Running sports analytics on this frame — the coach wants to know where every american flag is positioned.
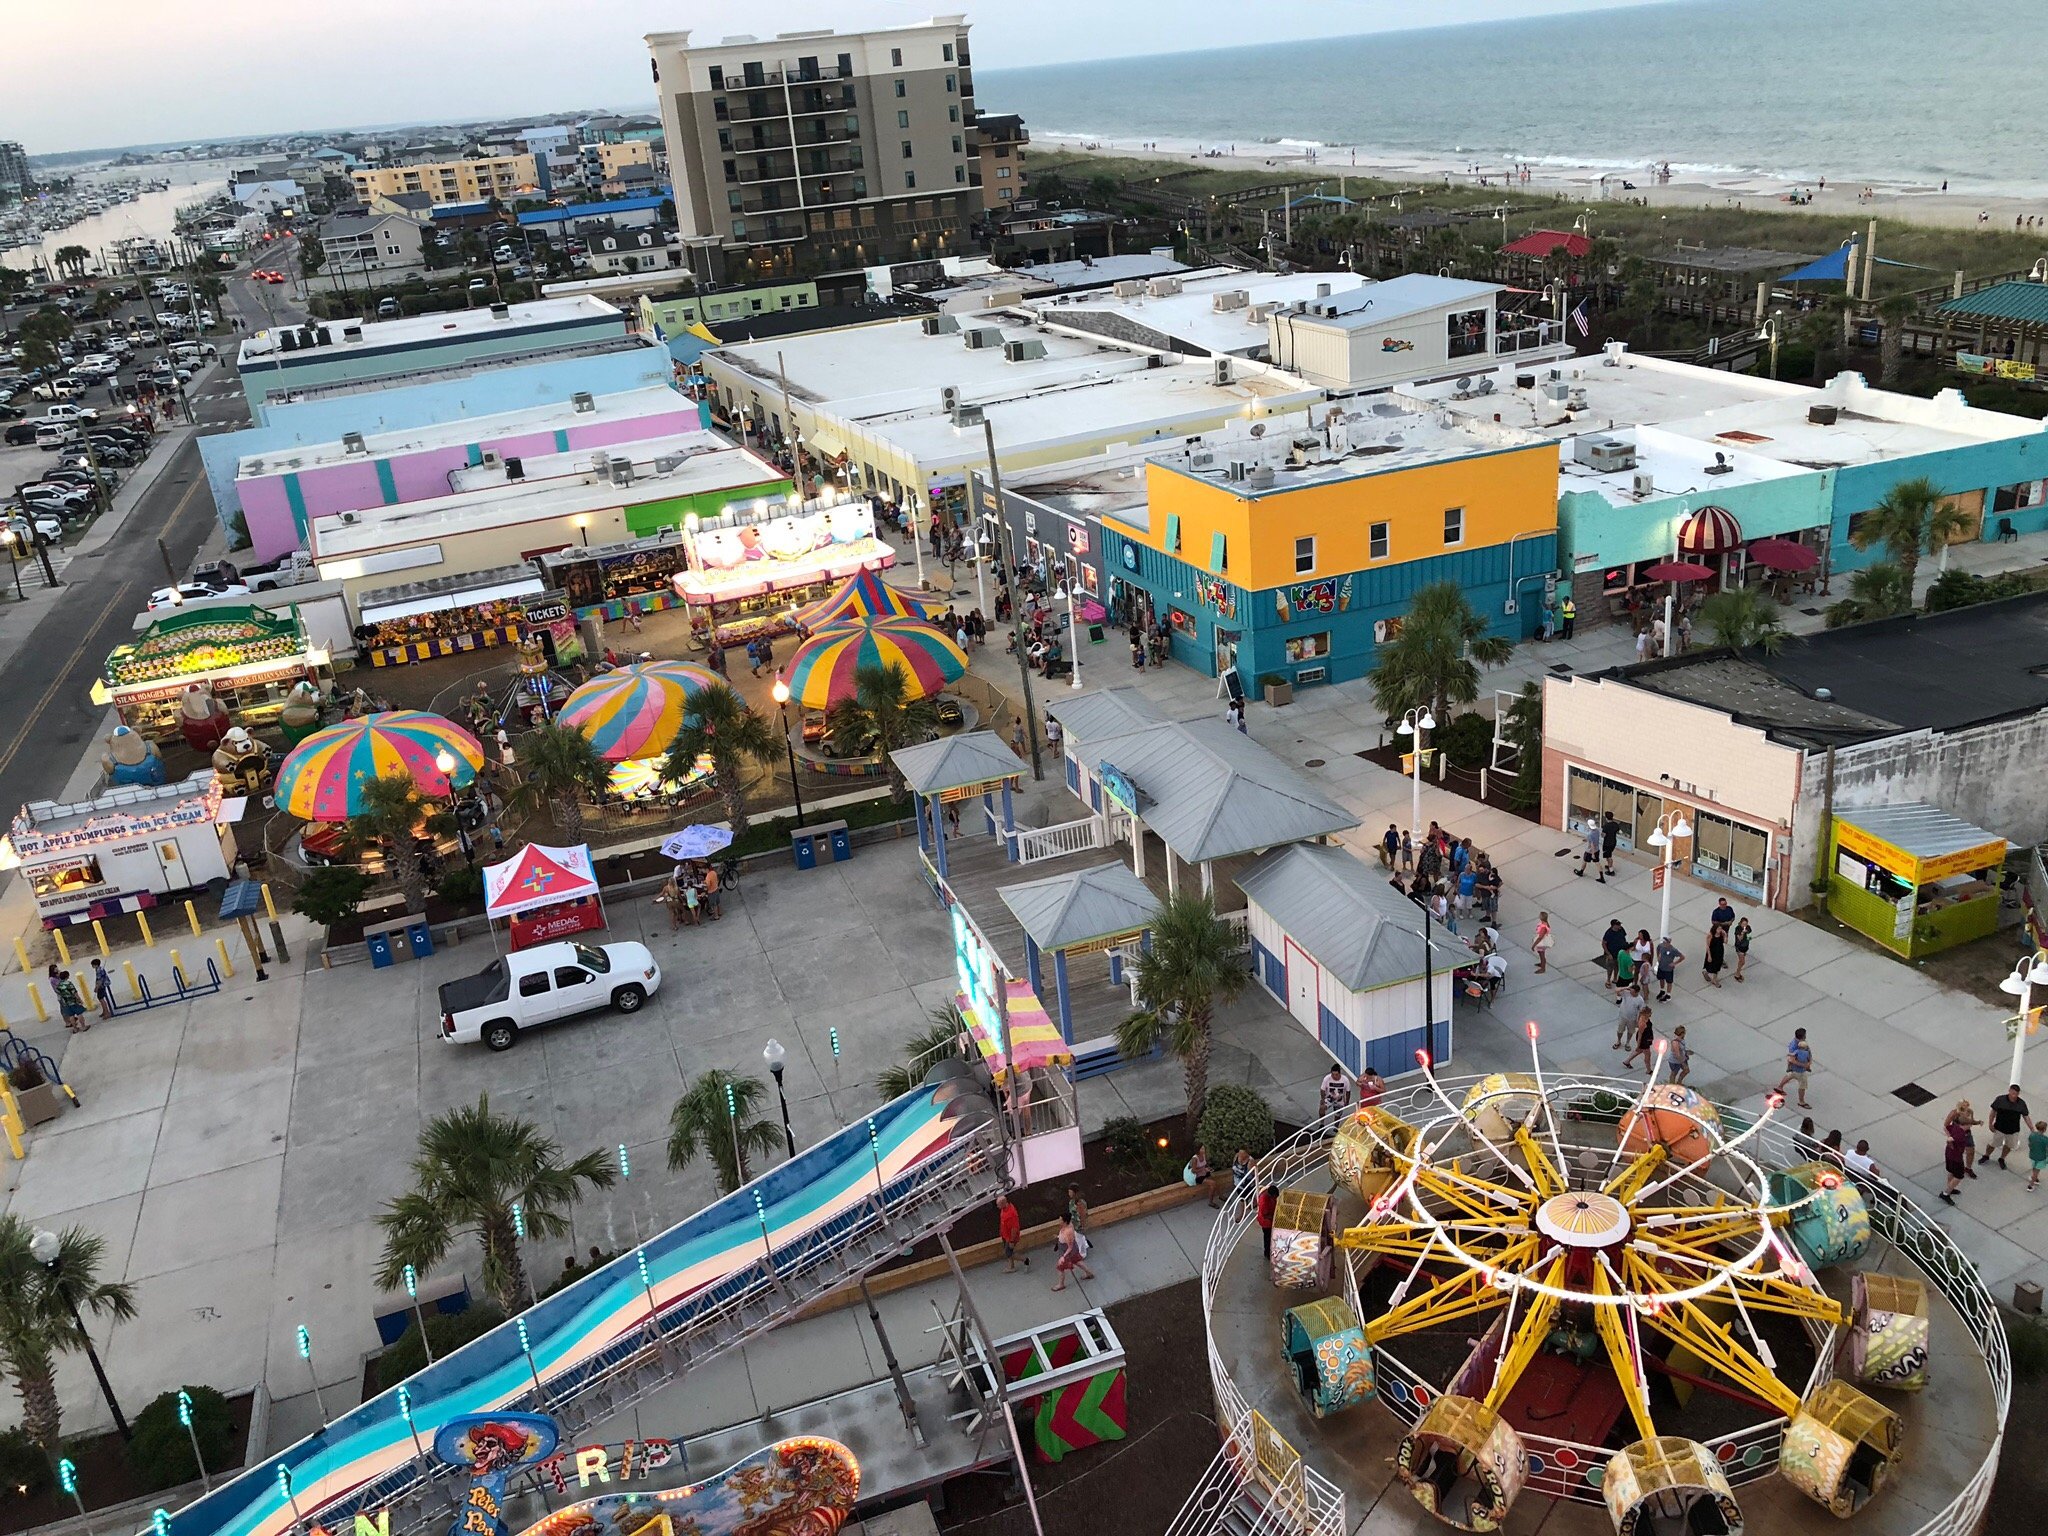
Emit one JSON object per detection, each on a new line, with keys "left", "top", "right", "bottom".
{"left": 1570, "top": 300, "right": 1591, "bottom": 338}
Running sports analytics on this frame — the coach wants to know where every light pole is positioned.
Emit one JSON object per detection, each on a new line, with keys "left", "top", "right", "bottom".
{"left": 1998, "top": 949, "right": 2048, "bottom": 1095}
{"left": 762, "top": 1038, "right": 797, "bottom": 1158}
{"left": 1645, "top": 807, "right": 1694, "bottom": 948}
{"left": 0, "top": 529, "right": 22, "bottom": 600}
{"left": 1394, "top": 707, "right": 1435, "bottom": 850}
{"left": 28, "top": 1229, "right": 130, "bottom": 1441}
{"left": 771, "top": 673, "right": 807, "bottom": 826}
{"left": 295, "top": 1324, "right": 328, "bottom": 1424}
{"left": 176, "top": 1389, "right": 210, "bottom": 1491}
{"left": 1056, "top": 577, "right": 1083, "bottom": 690}
{"left": 401, "top": 1264, "right": 433, "bottom": 1363}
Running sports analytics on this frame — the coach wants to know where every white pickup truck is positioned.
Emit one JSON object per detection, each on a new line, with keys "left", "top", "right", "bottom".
{"left": 242, "top": 550, "right": 320, "bottom": 592}
{"left": 436, "top": 940, "right": 661, "bottom": 1050}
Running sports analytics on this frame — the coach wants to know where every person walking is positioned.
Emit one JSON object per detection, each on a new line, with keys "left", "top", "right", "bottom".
{"left": 54, "top": 971, "right": 88, "bottom": 1033}
{"left": 1398, "top": 830, "right": 1414, "bottom": 874}
{"left": 1045, "top": 715, "right": 1064, "bottom": 759}
{"left": 1667, "top": 1024, "right": 1692, "bottom": 1084}
{"left": 1653, "top": 935, "right": 1684, "bottom": 1002}
{"left": 1600, "top": 810, "right": 1621, "bottom": 878}
{"left": 1064, "top": 1185, "right": 1090, "bottom": 1243}
{"left": 1578, "top": 819, "right": 1603, "bottom": 880}
{"left": 1940, "top": 1102, "right": 1978, "bottom": 1203}
{"left": 1011, "top": 718, "right": 1026, "bottom": 757}
{"left": 1319, "top": 1064, "right": 1352, "bottom": 1120}
{"left": 1732, "top": 917, "right": 1752, "bottom": 981}
{"left": 1231, "top": 1146, "right": 1255, "bottom": 1203}
{"left": 1050, "top": 1215, "right": 1094, "bottom": 1290}
{"left": 2030, "top": 1121, "right": 2048, "bottom": 1192}
{"left": 1532, "top": 911, "right": 1553, "bottom": 973}
{"left": 1710, "top": 896, "right": 1736, "bottom": 930}
{"left": 1380, "top": 824, "right": 1400, "bottom": 870}
{"left": 1702, "top": 923, "right": 1727, "bottom": 987}
{"left": 90, "top": 957, "right": 116, "bottom": 1020}
{"left": 1623, "top": 1005, "right": 1658, "bottom": 1072}
{"left": 1614, "top": 933, "right": 1638, "bottom": 992}
{"left": 1774, "top": 1028, "right": 1814, "bottom": 1109}
{"left": 1983, "top": 1084, "right": 2030, "bottom": 1168}
{"left": 998, "top": 1194, "right": 1028, "bottom": 1271}
{"left": 1614, "top": 982, "right": 1645, "bottom": 1050}
{"left": 1256, "top": 1183, "right": 1279, "bottom": 1260}
{"left": 1600, "top": 919, "right": 1628, "bottom": 989}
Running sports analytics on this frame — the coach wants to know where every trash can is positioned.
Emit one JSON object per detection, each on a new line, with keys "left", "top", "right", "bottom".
{"left": 828, "top": 823, "right": 852, "bottom": 862}
{"left": 792, "top": 829, "right": 820, "bottom": 870}
{"left": 367, "top": 931, "right": 395, "bottom": 968}
{"left": 406, "top": 919, "right": 434, "bottom": 958}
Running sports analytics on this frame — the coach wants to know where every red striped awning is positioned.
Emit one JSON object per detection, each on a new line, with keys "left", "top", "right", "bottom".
{"left": 1678, "top": 504, "right": 1743, "bottom": 556}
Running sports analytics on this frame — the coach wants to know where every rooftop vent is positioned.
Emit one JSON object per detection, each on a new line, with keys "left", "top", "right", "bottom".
{"left": 1211, "top": 289, "right": 1250, "bottom": 313}
{"left": 505, "top": 457, "right": 525, "bottom": 481}
{"left": 1314, "top": 282, "right": 1332, "bottom": 298}
{"left": 961, "top": 326, "right": 1003, "bottom": 350}
{"left": 1145, "top": 276, "right": 1183, "bottom": 297}
{"left": 341, "top": 432, "right": 367, "bottom": 455}
{"left": 653, "top": 454, "right": 684, "bottom": 473}
{"left": 1808, "top": 404, "right": 1840, "bottom": 426}
{"left": 920, "top": 313, "right": 961, "bottom": 335}
{"left": 490, "top": 303, "right": 512, "bottom": 320}
{"left": 1112, "top": 280, "right": 1146, "bottom": 300}
{"left": 571, "top": 391, "right": 595, "bottom": 412}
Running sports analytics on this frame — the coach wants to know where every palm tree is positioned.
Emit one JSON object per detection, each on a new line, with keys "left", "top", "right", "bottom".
{"left": 377, "top": 1095, "right": 616, "bottom": 1314}
{"left": 351, "top": 774, "right": 455, "bottom": 914}
{"left": 1876, "top": 294, "right": 1916, "bottom": 387}
{"left": 516, "top": 722, "right": 609, "bottom": 839}
{"left": 825, "top": 663, "right": 938, "bottom": 798}
{"left": 1824, "top": 562, "right": 1914, "bottom": 628}
{"left": 1368, "top": 580, "right": 1513, "bottom": 726}
{"left": 1117, "top": 893, "right": 1246, "bottom": 1130}
{"left": 874, "top": 1005, "right": 968, "bottom": 1101}
{"left": 0, "top": 1216, "right": 138, "bottom": 1450}
{"left": 1693, "top": 587, "right": 1788, "bottom": 654}
{"left": 53, "top": 246, "right": 89, "bottom": 280}
{"left": 661, "top": 682, "right": 779, "bottom": 836}
{"left": 1499, "top": 681, "right": 1543, "bottom": 811}
{"left": 1847, "top": 476, "right": 1968, "bottom": 591}
{"left": 667, "top": 1070, "right": 784, "bottom": 1193}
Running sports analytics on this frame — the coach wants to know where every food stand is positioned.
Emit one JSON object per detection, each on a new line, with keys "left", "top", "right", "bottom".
{"left": 540, "top": 534, "right": 691, "bottom": 625}
{"left": 1828, "top": 802, "right": 2006, "bottom": 959}
{"left": 94, "top": 605, "right": 332, "bottom": 742}
{"left": 0, "top": 770, "right": 238, "bottom": 929}
{"left": 354, "top": 565, "right": 552, "bottom": 668}
{"left": 674, "top": 498, "right": 897, "bottom": 649}
{"left": 482, "top": 842, "right": 607, "bottom": 951}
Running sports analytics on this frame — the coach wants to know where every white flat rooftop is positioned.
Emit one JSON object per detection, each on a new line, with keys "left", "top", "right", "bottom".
{"left": 1149, "top": 399, "right": 1548, "bottom": 494}
{"left": 1027, "top": 268, "right": 1369, "bottom": 356}
{"left": 234, "top": 386, "right": 696, "bottom": 478}
{"left": 1559, "top": 424, "right": 1807, "bottom": 508}
{"left": 447, "top": 427, "right": 734, "bottom": 493}
{"left": 1410, "top": 349, "right": 1798, "bottom": 439}
{"left": 1295, "top": 273, "right": 1501, "bottom": 330}
{"left": 1659, "top": 374, "right": 2044, "bottom": 468}
{"left": 1010, "top": 253, "right": 1189, "bottom": 290}
{"left": 237, "top": 294, "right": 625, "bottom": 366}
{"left": 311, "top": 440, "right": 784, "bottom": 560}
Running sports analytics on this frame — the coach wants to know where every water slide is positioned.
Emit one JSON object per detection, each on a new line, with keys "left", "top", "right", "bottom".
{"left": 161, "top": 1082, "right": 1002, "bottom": 1536}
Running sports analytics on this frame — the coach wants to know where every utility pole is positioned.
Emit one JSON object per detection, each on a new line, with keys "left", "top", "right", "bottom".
{"left": 982, "top": 418, "right": 1043, "bottom": 782}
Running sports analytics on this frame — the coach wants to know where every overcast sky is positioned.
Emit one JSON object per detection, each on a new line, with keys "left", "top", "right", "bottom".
{"left": 8, "top": 0, "right": 1674, "bottom": 153}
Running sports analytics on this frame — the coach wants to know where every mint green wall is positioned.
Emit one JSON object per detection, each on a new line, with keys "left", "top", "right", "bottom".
{"left": 1559, "top": 470, "right": 1836, "bottom": 572}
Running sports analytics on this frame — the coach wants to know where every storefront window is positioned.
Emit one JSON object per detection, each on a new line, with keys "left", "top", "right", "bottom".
{"left": 1284, "top": 632, "right": 1330, "bottom": 663}
{"left": 1167, "top": 608, "right": 1197, "bottom": 638}
{"left": 1631, "top": 791, "right": 1666, "bottom": 856}
{"left": 30, "top": 857, "right": 103, "bottom": 901}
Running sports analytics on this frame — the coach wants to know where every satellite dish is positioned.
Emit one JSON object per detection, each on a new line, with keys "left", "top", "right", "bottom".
{"left": 1249, "top": 422, "right": 1266, "bottom": 437}
{"left": 1455, "top": 376, "right": 1473, "bottom": 392}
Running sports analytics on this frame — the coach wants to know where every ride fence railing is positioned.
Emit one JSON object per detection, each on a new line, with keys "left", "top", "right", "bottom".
{"left": 1186, "top": 1078, "right": 2010, "bottom": 1536}
{"left": 1013, "top": 814, "right": 1109, "bottom": 865}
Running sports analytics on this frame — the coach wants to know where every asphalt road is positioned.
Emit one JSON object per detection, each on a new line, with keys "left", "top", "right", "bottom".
{"left": 0, "top": 258, "right": 295, "bottom": 820}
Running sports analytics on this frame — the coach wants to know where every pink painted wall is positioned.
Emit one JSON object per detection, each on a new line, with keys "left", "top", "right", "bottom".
{"left": 388, "top": 448, "right": 472, "bottom": 503}
{"left": 240, "top": 480, "right": 299, "bottom": 562}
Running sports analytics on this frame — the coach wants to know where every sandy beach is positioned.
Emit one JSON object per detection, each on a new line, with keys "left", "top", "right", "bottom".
{"left": 1035, "top": 132, "right": 2048, "bottom": 238}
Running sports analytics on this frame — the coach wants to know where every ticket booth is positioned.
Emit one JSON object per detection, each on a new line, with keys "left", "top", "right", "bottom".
{"left": 1828, "top": 803, "right": 2006, "bottom": 959}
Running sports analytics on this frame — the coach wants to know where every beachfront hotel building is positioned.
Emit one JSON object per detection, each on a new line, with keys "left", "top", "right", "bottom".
{"left": 647, "top": 17, "right": 980, "bottom": 294}
{"left": 348, "top": 153, "right": 541, "bottom": 207}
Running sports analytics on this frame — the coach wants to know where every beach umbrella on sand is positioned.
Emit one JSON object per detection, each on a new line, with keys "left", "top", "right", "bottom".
{"left": 1747, "top": 538, "right": 1820, "bottom": 573}
{"left": 274, "top": 711, "right": 483, "bottom": 822}
{"left": 797, "top": 567, "right": 930, "bottom": 629}
{"left": 783, "top": 616, "right": 968, "bottom": 708}
{"left": 1641, "top": 560, "right": 1716, "bottom": 583}
{"left": 560, "top": 662, "right": 717, "bottom": 762}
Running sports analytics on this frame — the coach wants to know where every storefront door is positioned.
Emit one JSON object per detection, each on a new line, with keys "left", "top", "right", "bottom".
{"left": 1284, "top": 938, "right": 1318, "bottom": 1028}
{"left": 1216, "top": 629, "right": 1241, "bottom": 675}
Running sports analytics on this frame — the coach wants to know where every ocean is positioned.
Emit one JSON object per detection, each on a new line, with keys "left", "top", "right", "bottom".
{"left": 979, "top": 0, "right": 2046, "bottom": 197}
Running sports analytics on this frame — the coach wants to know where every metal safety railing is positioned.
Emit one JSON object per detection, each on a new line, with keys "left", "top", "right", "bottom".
{"left": 1013, "top": 815, "right": 1109, "bottom": 865}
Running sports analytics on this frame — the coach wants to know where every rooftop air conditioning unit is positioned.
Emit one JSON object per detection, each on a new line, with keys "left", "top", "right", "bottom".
{"left": 1213, "top": 358, "right": 1234, "bottom": 386}
{"left": 591, "top": 452, "right": 613, "bottom": 475}
{"left": 920, "top": 314, "right": 960, "bottom": 335}
{"left": 653, "top": 454, "right": 683, "bottom": 473}
{"left": 1544, "top": 380, "right": 1572, "bottom": 402}
{"left": 1809, "top": 404, "right": 1840, "bottom": 425}
{"left": 1245, "top": 465, "right": 1275, "bottom": 489}
{"left": 1212, "top": 289, "right": 1249, "bottom": 313}
{"left": 1145, "top": 276, "right": 1182, "bottom": 297}
{"left": 1226, "top": 460, "right": 1249, "bottom": 482}
{"left": 952, "top": 403, "right": 986, "bottom": 428}
{"left": 505, "top": 457, "right": 525, "bottom": 481}
{"left": 490, "top": 303, "right": 511, "bottom": 320}
{"left": 1315, "top": 282, "right": 1333, "bottom": 299}
{"left": 611, "top": 457, "right": 635, "bottom": 485}
{"left": 1247, "top": 302, "right": 1280, "bottom": 325}
{"left": 1515, "top": 373, "right": 1537, "bottom": 391}
{"left": 1190, "top": 450, "right": 1216, "bottom": 469}
{"left": 341, "top": 323, "right": 363, "bottom": 342}
{"left": 1112, "top": 280, "right": 1145, "bottom": 300}
{"left": 1002, "top": 338, "right": 1047, "bottom": 362}
{"left": 481, "top": 451, "right": 501, "bottom": 467}
{"left": 1632, "top": 471, "right": 1655, "bottom": 498}
{"left": 339, "top": 511, "right": 360, "bottom": 525}
{"left": 1578, "top": 436, "right": 1636, "bottom": 472}
{"left": 341, "top": 432, "right": 366, "bottom": 455}
{"left": 1146, "top": 353, "right": 1167, "bottom": 369}
{"left": 245, "top": 459, "right": 265, "bottom": 475}
{"left": 571, "top": 391, "right": 595, "bottom": 412}
{"left": 941, "top": 385, "right": 962, "bottom": 411}
{"left": 961, "top": 327, "right": 1002, "bottom": 349}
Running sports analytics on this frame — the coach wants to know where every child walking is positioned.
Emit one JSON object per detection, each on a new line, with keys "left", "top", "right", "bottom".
{"left": 2030, "top": 1119, "right": 2048, "bottom": 1192}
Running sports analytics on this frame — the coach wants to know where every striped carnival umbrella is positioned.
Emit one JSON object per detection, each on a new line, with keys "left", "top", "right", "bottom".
{"left": 274, "top": 711, "right": 484, "bottom": 822}
{"left": 797, "top": 567, "right": 931, "bottom": 630}
{"left": 560, "top": 662, "right": 717, "bottom": 762}
{"left": 783, "top": 616, "right": 968, "bottom": 708}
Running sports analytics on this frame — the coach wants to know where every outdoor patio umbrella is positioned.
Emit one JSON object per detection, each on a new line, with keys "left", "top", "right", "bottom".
{"left": 1747, "top": 538, "right": 1820, "bottom": 573}
{"left": 782, "top": 616, "right": 968, "bottom": 708}
{"left": 274, "top": 711, "right": 483, "bottom": 822}
{"left": 1641, "top": 560, "right": 1717, "bottom": 583}
{"left": 560, "top": 662, "right": 718, "bottom": 761}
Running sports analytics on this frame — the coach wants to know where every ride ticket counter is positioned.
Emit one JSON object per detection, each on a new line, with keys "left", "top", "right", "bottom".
{"left": 1828, "top": 802, "right": 2007, "bottom": 959}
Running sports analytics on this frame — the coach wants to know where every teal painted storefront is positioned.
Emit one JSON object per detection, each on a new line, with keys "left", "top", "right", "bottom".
{"left": 1100, "top": 527, "right": 1552, "bottom": 688}
{"left": 1827, "top": 430, "right": 2048, "bottom": 573}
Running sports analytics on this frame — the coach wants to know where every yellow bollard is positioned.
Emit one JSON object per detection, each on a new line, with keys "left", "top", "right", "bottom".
{"left": 25, "top": 984, "right": 45, "bottom": 1024}
{"left": 214, "top": 937, "right": 234, "bottom": 979}
{"left": 91, "top": 920, "right": 109, "bottom": 959}
{"left": 169, "top": 948, "right": 184, "bottom": 987}
{"left": 0, "top": 1081, "right": 23, "bottom": 1160}
{"left": 50, "top": 929, "right": 68, "bottom": 966}
{"left": 11, "top": 937, "right": 28, "bottom": 976}
{"left": 185, "top": 900, "right": 201, "bottom": 937}
{"left": 123, "top": 959, "right": 140, "bottom": 1000}
{"left": 137, "top": 909, "right": 154, "bottom": 947}
{"left": 261, "top": 883, "right": 278, "bottom": 921}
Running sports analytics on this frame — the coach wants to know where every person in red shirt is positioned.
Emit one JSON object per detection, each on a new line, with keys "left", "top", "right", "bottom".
{"left": 998, "top": 1194, "right": 1027, "bottom": 1271}
{"left": 1256, "top": 1184, "right": 1280, "bottom": 1259}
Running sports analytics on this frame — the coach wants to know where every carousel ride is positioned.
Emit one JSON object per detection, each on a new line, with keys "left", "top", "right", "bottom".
{"left": 1213, "top": 1026, "right": 1998, "bottom": 1536}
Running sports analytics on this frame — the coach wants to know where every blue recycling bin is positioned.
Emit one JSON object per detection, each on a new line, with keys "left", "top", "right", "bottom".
{"left": 407, "top": 919, "right": 434, "bottom": 958}
{"left": 828, "top": 824, "right": 852, "bottom": 862}
{"left": 367, "top": 931, "right": 395, "bottom": 968}
{"left": 792, "top": 830, "right": 820, "bottom": 870}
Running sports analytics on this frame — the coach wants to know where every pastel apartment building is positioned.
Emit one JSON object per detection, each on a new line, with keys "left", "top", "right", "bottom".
{"left": 349, "top": 153, "right": 540, "bottom": 206}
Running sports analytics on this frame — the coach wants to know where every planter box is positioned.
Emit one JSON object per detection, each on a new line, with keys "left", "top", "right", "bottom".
{"left": 1264, "top": 680, "right": 1293, "bottom": 707}
{"left": 17, "top": 1082, "right": 65, "bottom": 1126}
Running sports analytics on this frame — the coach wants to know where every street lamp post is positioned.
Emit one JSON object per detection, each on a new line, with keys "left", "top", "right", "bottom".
{"left": 28, "top": 1229, "right": 130, "bottom": 1441}
{"left": 1645, "top": 807, "right": 1694, "bottom": 949}
{"left": 770, "top": 674, "right": 807, "bottom": 826}
{"left": 1394, "top": 707, "right": 1436, "bottom": 850}
{"left": 401, "top": 1263, "right": 433, "bottom": 1364}
{"left": 295, "top": 1324, "right": 329, "bottom": 1424}
{"left": 762, "top": 1038, "right": 797, "bottom": 1158}
{"left": 0, "top": 530, "right": 22, "bottom": 600}
{"left": 1999, "top": 949, "right": 2048, "bottom": 1095}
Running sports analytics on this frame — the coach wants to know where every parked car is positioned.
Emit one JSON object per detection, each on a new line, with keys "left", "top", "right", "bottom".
{"left": 3, "top": 423, "right": 38, "bottom": 446}
{"left": 30, "top": 379, "right": 82, "bottom": 401}
{"left": 6, "top": 514, "right": 63, "bottom": 543}
{"left": 34, "top": 423, "right": 77, "bottom": 450}
{"left": 437, "top": 940, "right": 661, "bottom": 1050}
{"left": 19, "top": 485, "right": 92, "bottom": 516}
{"left": 39, "top": 404, "right": 98, "bottom": 424}
{"left": 147, "top": 578, "right": 249, "bottom": 610}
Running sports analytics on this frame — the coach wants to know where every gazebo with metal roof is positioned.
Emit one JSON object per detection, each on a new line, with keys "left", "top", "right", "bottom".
{"left": 1936, "top": 280, "right": 2048, "bottom": 371}
{"left": 1000, "top": 861, "right": 1161, "bottom": 1044}
{"left": 891, "top": 729, "right": 1026, "bottom": 886}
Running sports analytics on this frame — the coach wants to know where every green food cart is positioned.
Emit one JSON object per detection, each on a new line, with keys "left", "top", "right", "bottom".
{"left": 1828, "top": 803, "right": 2007, "bottom": 959}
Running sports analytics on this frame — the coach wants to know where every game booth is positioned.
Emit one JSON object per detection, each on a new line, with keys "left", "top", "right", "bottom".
{"left": 674, "top": 497, "right": 898, "bottom": 651}
{"left": 94, "top": 604, "right": 332, "bottom": 743}
{"left": 484, "top": 843, "right": 607, "bottom": 951}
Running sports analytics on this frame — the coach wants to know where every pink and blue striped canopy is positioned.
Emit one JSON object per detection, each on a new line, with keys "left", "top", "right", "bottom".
{"left": 273, "top": 710, "right": 483, "bottom": 821}
{"left": 559, "top": 661, "right": 721, "bottom": 761}
{"left": 782, "top": 616, "right": 967, "bottom": 708}
{"left": 797, "top": 567, "right": 931, "bottom": 630}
